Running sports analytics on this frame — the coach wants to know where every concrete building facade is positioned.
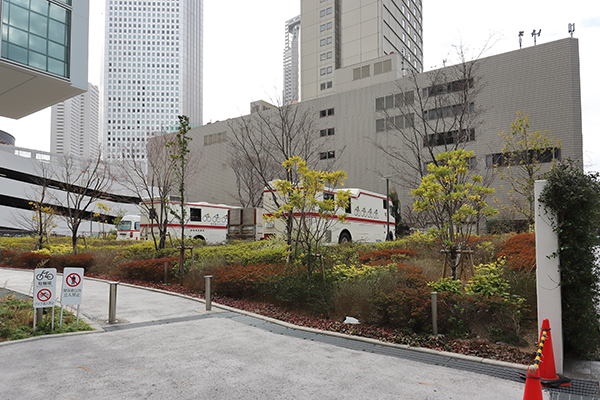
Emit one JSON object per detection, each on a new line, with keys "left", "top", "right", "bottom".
{"left": 102, "top": 0, "right": 203, "bottom": 162}
{"left": 50, "top": 82, "right": 99, "bottom": 159}
{"left": 163, "top": 38, "right": 582, "bottom": 227}
{"left": 300, "top": 0, "right": 423, "bottom": 101}
{"left": 0, "top": 0, "right": 89, "bottom": 119}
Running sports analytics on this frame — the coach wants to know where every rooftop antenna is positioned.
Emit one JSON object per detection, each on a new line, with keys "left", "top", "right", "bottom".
{"left": 532, "top": 29, "right": 541, "bottom": 45}
{"left": 518, "top": 31, "right": 524, "bottom": 48}
{"left": 568, "top": 23, "right": 575, "bottom": 38}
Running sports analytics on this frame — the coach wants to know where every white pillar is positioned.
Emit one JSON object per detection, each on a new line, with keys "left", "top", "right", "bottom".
{"left": 534, "top": 180, "right": 563, "bottom": 373}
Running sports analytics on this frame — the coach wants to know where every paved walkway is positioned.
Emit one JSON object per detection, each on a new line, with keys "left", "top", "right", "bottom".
{"left": 1, "top": 268, "right": 597, "bottom": 399}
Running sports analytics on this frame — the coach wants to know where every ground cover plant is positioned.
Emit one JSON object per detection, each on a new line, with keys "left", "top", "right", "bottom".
{"left": 0, "top": 294, "right": 93, "bottom": 341}
{"left": 0, "top": 233, "right": 552, "bottom": 363}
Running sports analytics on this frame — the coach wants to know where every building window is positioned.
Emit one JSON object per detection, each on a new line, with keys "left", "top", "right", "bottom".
{"left": 424, "top": 128, "right": 476, "bottom": 147}
{"left": 327, "top": 7, "right": 332, "bottom": 14}
{"left": 320, "top": 38, "right": 326, "bottom": 46}
{"left": 320, "top": 150, "right": 335, "bottom": 160}
{"left": 327, "top": 81, "right": 333, "bottom": 88}
{"left": 1, "top": 0, "right": 72, "bottom": 78}
{"left": 485, "top": 148, "right": 561, "bottom": 168}
{"left": 375, "top": 91, "right": 414, "bottom": 110}
{"left": 376, "top": 114, "right": 413, "bottom": 132}
{"left": 320, "top": 127, "right": 335, "bottom": 137}
{"left": 353, "top": 65, "right": 371, "bottom": 81}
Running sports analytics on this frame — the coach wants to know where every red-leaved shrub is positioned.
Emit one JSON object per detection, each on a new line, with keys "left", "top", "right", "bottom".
{"left": 11, "top": 252, "right": 52, "bottom": 269}
{"left": 497, "top": 233, "right": 535, "bottom": 272}
{"left": 49, "top": 253, "right": 96, "bottom": 271}
{"left": 211, "top": 263, "right": 285, "bottom": 298}
{"left": 358, "top": 249, "right": 417, "bottom": 266}
{"left": 117, "top": 257, "right": 177, "bottom": 283}
{"left": 0, "top": 249, "right": 17, "bottom": 263}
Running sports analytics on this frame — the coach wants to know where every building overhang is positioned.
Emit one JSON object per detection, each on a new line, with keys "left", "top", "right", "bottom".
{"left": 0, "top": 60, "right": 86, "bottom": 119}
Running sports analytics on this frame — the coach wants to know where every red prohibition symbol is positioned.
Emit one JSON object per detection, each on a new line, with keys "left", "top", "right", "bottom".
{"left": 37, "top": 289, "right": 52, "bottom": 302}
{"left": 66, "top": 273, "right": 81, "bottom": 287}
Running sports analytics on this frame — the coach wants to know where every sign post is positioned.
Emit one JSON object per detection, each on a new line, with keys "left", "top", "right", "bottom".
{"left": 33, "top": 268, "right": 57, "bottom": 332}
{"left": 60, "top": 267, "right": 84, "bottom": 328}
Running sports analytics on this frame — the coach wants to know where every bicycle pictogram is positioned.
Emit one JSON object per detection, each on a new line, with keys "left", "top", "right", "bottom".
{"left": 36, "top": 270, "right": 55, "bottom": 281}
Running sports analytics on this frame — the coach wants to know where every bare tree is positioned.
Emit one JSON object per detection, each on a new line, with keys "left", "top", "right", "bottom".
{"left": 52, "top": 153, "right": 112, "bottom": 254}
{"left": 228, "top": 99, "right": 339, "bottom": 245}
{"left": 374, "top": 46, "right": 490, "bottom": 191}
{"left": 118, "top": 133, "right": 177, "bottom": 249}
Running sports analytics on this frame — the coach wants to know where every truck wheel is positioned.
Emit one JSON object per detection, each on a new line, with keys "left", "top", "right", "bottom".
{"left": 193, "top": 235, "right": 206, "bottom": 241}
{"left": 338, "top": 231, "right": 352, "bottom": 244}
{"left": 387, "top": 232, "right": 395, "bottom": 241}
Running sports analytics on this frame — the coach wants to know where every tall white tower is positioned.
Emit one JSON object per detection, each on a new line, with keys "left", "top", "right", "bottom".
{"left": 102, "top": 0, "right": 203, "bottom": 162}
{"left": 283, "top": 15, "right": 301, "bottom": 104}
{"left": 51, "top": 83, "right": 100, "bottom": 159}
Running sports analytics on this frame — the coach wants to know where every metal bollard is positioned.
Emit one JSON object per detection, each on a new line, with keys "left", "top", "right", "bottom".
{"left": 108, "top": 282, "right": 119, "bottom": 323}
{"left": 431, "top": 291, "right": 438, "bottom": 336}
{"left": 164, "top": 261, "right": 168, "bottom": 284}
{"left": 204, "top": 275, "right": 212, "bottom": 311}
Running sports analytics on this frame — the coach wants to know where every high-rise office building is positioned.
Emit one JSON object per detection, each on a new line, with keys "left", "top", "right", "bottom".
{"left": 283, "top": 15, "right": 301, "bottom": 104}
{"left": 102, "top": 0, "right": 203, "bottom": 161}
{"left": 300, "top": 0, "right": 423, "bottom": 101}
{"left": 0, "top": 0, "right": 89, "bottom": 119}
{"left": 51, "top": 83, "right": 100, "bottom": 159}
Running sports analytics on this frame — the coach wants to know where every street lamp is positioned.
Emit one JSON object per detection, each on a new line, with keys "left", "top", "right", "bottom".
{"left": 382, "top": 176, "right": 392, "bottom": 241}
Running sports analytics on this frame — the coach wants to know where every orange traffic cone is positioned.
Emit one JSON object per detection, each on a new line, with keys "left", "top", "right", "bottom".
{"left": 538, "top": 319, "right": 571, "bottom": 388}
{"left": 522, "top": 365, "right": 543, "bottom": 400}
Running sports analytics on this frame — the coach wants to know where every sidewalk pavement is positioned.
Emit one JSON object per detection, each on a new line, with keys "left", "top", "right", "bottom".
{"left": 0, "top": 267, "right": 594, "bottom": 400}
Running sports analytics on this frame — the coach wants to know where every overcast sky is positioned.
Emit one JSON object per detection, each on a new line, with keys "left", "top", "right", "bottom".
{"left": 1, "top": 0, "right": 599, "bottom": 169}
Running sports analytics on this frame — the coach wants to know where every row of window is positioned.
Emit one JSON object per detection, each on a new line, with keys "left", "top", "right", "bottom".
{"left": 320, "top": 151, "right": 335, "bottom": 160}
{"left": 375, "top": 91, "right": 415, "bottom": 111}
{"left": 320, "top": 51, "right": 333, "bottom": 61}
{"left": 424, "top": 128, "right": 476, "bottom": 147}
{"left": 320, "top": 36, "right": 332, "bottom": 46}
{"left": 485, "top": 148, "right": 561, "bottom": 168}
{"left": 375, "top": 114, "right": 414, "bottom": 132}
{"left": 320, "top": 128, "right": 335, "bottom": 137}
{"left": 423, "top": 103, "right": 475, "bottom": 121}
{"left": 320, "top": 66, "right": 333, "bottom": 76}
{"left": 319, "top": 108, "right": 335, "bottom": 117}
{"left": 320, "top": 7, "right": 333, "bottom": 17}
{"left": 423, "top": 78, "right": 474, "bottom": 98}
{"left": 204, "top": 131, "right": 227, "bottom": 146}
{"left": 320, "top": 22, "right": 332, "bottom": 32}
{"left": 320, "top": 81, "right": 333, "bottom": 90}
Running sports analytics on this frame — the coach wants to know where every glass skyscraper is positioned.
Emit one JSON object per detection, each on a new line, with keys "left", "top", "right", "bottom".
{"left": 102, "top": 0, "right": 202, "bottom": 161}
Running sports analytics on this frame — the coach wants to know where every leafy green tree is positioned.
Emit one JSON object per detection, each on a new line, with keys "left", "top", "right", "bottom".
{"left": 411, "top": 149, "right": 497, "bottom": 279}
{"left": 539, "top": 159, "right": 600, "bottom": 358}
{"left": 268, "top": 156, "right": 350, "bottom": 272}
{"left": 167, "top": 115, "right": 192, "bottom": 284}
{"left": 498, "top": 111, "right": 561, "bottom": 229}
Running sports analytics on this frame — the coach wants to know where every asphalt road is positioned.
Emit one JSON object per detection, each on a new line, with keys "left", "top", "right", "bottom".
{"left": 0, "top": 268, "right": 541, "bottom": 399}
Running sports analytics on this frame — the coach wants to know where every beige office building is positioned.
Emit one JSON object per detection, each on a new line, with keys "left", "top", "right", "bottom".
{"left": 164, "top": 38, "right": 581, "bottom": 227}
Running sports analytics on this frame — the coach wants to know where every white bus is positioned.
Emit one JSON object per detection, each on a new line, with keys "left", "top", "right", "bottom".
{"left": 117, "top": 215, "right": 141, "bottom": 240}
{"left": 263, "top": 186, "right": 395, "bottom": 243}
{"left": 140, "top": 199, "right": 237, "bottom": 244}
